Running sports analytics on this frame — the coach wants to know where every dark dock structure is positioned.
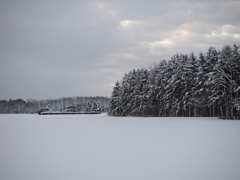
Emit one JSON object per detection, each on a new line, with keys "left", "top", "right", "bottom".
{"left": 39, "top": 111, "right": 101, "bottom": 115}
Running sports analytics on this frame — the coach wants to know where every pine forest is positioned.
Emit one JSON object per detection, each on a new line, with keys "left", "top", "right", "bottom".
{"left": 109, "top": 44, "right": 240, "bottom": 119}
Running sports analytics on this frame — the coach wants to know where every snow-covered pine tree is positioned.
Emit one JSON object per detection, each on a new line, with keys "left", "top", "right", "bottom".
{"left": 232, "top": 44, "right": 240, "bottom": 119}
{"left": 182, "top": 52, "right": 199, "bottom": 117}
{"left": 201, "top": 47, "right": 219, "bottom": 117}
{"left": 109, "top": 81, "right": 122, "bottom": 116}
{"left": 152, "top": 60, "right": 168, "bottom": 116}
{"left": 120, "top": 72, "right": 131, "bottom": 116}
{"left": 217, "top": 45, "right": 240, "bottom": 119}
{"left": 130, "top": 68, "right": 149, "bottom": 116}
{"left": 147, "top": 64, "right": 160, "bottom": 116}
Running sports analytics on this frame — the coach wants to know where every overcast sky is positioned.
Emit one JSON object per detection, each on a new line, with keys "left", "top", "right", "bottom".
{"left": 0, "top": 0, "right": 239, "bottom": 100}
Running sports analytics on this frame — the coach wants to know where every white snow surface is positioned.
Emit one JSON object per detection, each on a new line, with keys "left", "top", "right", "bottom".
{"left": 1, "top": 113, "right": 240, "bottom": 180}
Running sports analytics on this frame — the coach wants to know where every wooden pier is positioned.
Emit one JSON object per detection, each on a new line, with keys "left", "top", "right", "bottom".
{"left": 39, "top": 112, "right": 101, "bottom": 115}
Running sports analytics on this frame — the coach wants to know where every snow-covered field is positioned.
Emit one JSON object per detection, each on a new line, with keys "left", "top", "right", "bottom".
{"left": 0, "top": 114, "right": 240, "bottom": 180}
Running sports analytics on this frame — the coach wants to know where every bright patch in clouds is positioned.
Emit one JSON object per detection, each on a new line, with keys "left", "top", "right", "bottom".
{"left": 206, "top": 24, "right": 240, "bottom": 39}
{"left": 220, "top": 25, "right": 240, "bottom": 39}
{"left": 144, "top": 23, "right": 193, "bottom": 51}
{"left": 120, "top": 19, "right": 132, "bottom": 28}
{"left": 98, "top": 2, "right": 104, "bottom": 9}
{"left": 96, "top": 2, "right": 116, "bottom": 16}
{"left": 152, "top": 39, "right": 172, "bottom": 46}
{"left": 147, "top": 39, "right": 173, "bottom": 52}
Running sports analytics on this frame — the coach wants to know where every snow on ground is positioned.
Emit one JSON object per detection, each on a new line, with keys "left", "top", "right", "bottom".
{"left": 0, "top": 113, "right": 240, "bottom": 180}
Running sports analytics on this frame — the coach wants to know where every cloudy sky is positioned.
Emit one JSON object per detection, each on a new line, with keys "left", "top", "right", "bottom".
{"left": 0, "top": 0, "right": 239, "bottom": 100}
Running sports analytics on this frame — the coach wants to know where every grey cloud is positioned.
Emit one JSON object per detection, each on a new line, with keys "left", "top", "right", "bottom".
{"left": 0, "top": 0, "right": 239, "bottom": 99}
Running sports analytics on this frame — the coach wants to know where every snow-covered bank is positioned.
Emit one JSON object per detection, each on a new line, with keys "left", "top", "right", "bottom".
{"left": 0, "top": 114, "right": 240, "bottom": 180}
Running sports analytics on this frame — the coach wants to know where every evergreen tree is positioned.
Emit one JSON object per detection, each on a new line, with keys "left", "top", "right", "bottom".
{"left": 109, "top": 81, "right": 122, "bottom": 116}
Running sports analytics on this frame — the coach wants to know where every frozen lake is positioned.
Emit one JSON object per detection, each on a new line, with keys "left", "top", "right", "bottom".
{"left": 1, "top": 113, "right": 240, "bottom": 180}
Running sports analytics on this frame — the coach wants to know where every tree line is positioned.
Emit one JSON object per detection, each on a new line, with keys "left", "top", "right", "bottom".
{"left": 0, "top": 96, "right": 110, "bottom": 114}
{"left": 109, "top": 44, "right": 240, "bottom": 119}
